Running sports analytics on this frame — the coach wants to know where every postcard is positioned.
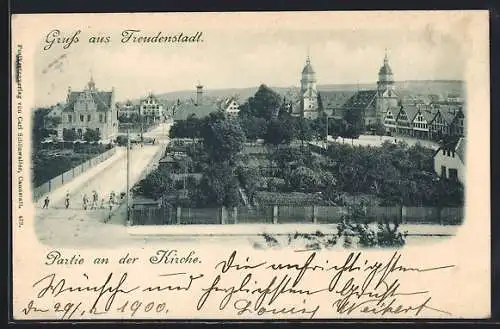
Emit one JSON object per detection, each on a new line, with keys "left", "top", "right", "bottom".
{"left": 11, "top": 11, "right": 490, "bottom": 320}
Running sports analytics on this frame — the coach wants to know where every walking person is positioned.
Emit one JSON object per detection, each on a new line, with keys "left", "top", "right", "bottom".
{"left": 64, "top": 192, "right": 70, "bottom": 209}
{"left": 100, "top": 198, "right": 105, "bottom": 209}
{"left": 91, "top": 190, "right": 99, "bottom": 210}
{"left": 82, "top": 193, "right": 89, "bottom": 210}
{"left": 42, "top": 196, "right": 50, "bottom": 209}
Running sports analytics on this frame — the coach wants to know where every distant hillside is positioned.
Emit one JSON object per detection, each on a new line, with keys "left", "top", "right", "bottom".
{"left": 155, "top": 80, "right": 465, "bottom": 103}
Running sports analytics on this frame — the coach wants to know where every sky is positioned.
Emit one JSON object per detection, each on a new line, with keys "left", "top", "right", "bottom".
{"left": 32, "top": 12, "right": 468, "bottom": 107}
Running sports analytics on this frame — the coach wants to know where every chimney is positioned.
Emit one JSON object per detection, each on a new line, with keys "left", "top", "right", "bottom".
{"left": 196, "top": 82, "right": 203, "bottom": 106}
{"left": 66, "top": 86, "right": 71, "bottom": 102}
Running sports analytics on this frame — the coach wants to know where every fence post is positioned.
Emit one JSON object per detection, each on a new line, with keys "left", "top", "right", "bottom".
{"left": 438, "top": 206, "right": 443, "bottom": 225}
{"left": 312, "top": 205, "right": 318, "bottom": 224}
{"left": 273, "top": 205, "right": 278, "bottom": 224}
{"left": 233, "top": 207, "right": 238, "bottom": 224}
{"left": 221, "top": 207, "right": 227, "bottom": 225}
{"left": 176, "top": 206, "right": 181, "bottom": 224}
{"left": 48, "top": 180, "right": 51, "bottom": 193}
{"left": 400, "top": 205, "right": 406, "bottom": 224}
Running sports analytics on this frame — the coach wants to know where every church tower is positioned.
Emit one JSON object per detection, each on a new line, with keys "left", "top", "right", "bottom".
{"left": 376, "top": 50, "right": 399, "bottom": 124}
{"left": 300, "top": 55, "right": 319, "bottom": 119}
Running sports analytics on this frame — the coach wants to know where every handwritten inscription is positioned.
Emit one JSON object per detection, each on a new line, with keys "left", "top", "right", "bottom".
{"left": 21, "top": 251, "right": 454, "bottom": 319}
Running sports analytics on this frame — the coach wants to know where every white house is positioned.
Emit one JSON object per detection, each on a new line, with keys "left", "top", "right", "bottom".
{"left": 219, "top": 97, "right": 240, "bottom": 118}
{"left": 434, "top": 137, "right": 466, "bottom": 184}
{"left": 59, "top": 76, "right": 118, "bottom": 141}
{"left": 140, "top": 93, "right": 164, "bottom": 119}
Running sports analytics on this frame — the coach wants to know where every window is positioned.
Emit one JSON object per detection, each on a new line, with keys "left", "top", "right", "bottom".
{"left": 448, "top": 168, "right": 458, "bottom": 181}
{"left": 80, "top": 115, "right": 84, "bottom": 122}
{"left": 96, "top": 127, "right": 100, "bottom": 136}
{"left": 99, "top": 114, "right": 103, "bottom": 123}
{"left": 87, "top": 114, "right": 91, "bottom": 122}
{"left": 442, "top": 149, "right": 446, "bottom": 155}
{"left": 441, "top": 166, "right": 447, "bottom": 177}
{"left": 68, "top": 114, "right": 72, "bottom": 122}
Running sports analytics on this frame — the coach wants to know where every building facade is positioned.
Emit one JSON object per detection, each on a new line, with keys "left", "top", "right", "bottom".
{"left": 219, "top": 97, "right": 240, "bottom": 119}
{"left": 434, "top": 137, "right": 466, "bottom": 184}
{"left": 59, "top": 76, "right": 118, "bottom": 141}
{"left": 117, "top": 100, "right": 139, "bottom": 118}
{"left": 140, "top": 93, "right": 164, "bottom": 119}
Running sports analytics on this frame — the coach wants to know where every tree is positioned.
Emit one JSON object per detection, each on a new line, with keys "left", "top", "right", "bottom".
{"left": 343, "top": 108, "right": 364, "bottom": 131}
{"left": 340, "top": 123, "right": 361, "bottom": 145}
{"left": 263, "top": 118, "right": 295, "bottom": 147}
{"left": 134, "top": 167, "right": 174, "bottom": 200}
{"left": 201, "top": 116, "right": 245, "bottom": 165}
{"left": 83, "top": 128, "right": 101, "bottom": 142}
{"left": 236, "top": 167, "right": 265, "bottom": 204}
{"left": 199, "top": 162, "right": 241, "bottom": 207}
{"left": 239, "top": 84, "right": 283, "bottom": 121}
{"left": 289, "top": 166, "right": 321, "bottom": 192}
{"left": 240, "top": 116, "right": 268, "bottom": 141}
{"left": 294, "top": 117, "right": 313, "bottom": 147}
{"left": 63, "top": 128, "right": 78, "bottom": 142}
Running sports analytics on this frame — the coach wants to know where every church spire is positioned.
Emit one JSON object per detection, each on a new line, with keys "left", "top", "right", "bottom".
{"left": 87, "top": 69, "right": 96, "bottom": 90}
{"left": 384, "top": 48, "right": 389, "bottom": 65}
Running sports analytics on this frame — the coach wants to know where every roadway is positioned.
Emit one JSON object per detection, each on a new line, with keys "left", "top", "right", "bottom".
{"left": 34, "top": 122, "right": 171, "bottom": 248}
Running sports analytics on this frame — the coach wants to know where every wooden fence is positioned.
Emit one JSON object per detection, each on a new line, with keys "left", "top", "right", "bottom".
{"left": 130, "top": 204, "right": 463, "bottom": 226}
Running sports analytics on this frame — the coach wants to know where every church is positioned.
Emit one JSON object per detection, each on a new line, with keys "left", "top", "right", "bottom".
{"left": 341, "top": 51, "right": 400, "bottom": 128}
{"left": 299, "top": 56, "right": 320, "bottom": 119}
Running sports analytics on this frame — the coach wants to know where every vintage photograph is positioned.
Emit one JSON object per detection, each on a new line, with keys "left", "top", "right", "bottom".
{"left": 31, "top": 20, "right": 466, "bottom": 250}
{"left": 11, "top": 11, "right": 490, "bottom": 320}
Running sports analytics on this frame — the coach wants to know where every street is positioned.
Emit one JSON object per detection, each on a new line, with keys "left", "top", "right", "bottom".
{"left": 34, "top": 123, "right": 171, "bottom": 248}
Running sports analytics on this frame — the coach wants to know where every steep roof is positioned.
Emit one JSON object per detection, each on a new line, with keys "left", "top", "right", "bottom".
{"left": 455, "top": 137, "right": 466, "bottom": 163}
{"left": 397, "top": 105, "right": 419, "bottom": 122}
{"left": 64, "top": 90, "right": 113, "bottom": 112}
{"left": 320, "top": 91, "right": 356, "bottom": 109}
{"left": 173, "top": 101, "right": 219, "bottom": 120}
{"left": 420, "top": 109, "right": 437, "bottom": 122}
{"left": 341, "top": 90, "right": 377, "bottom": 109}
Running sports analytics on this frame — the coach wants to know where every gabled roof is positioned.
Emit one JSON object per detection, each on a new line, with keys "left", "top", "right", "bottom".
{"left": 173, "top": 102, "right": 219, "bottom": 120}
{"left": 397, "top": 105, "right": 419, "bottom": 122}
{"left": 341, "top": 90, "right": 377, "bottom": 110}
{"left": 63, "top": 90, "right": 113, "bottom": 112}
{"left": 434, "top": 137, "right": 466, "bottom": 164}
{"left": 385, "top": 106, "right": 401, "bottom": 117}
{"left": 455, "top": 137, "right": 466, "bottom": 163}
{"left": 419, "top": 109, "right": 437, "bottom": 122}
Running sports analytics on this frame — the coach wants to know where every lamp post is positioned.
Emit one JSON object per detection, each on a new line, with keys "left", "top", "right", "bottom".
{"left": 120, "top": 123, "right": 131, "bottom": 225}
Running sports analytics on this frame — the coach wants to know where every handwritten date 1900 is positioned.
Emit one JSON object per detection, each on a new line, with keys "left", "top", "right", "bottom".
{"left": 22, "top": 299, "right": 170, "bottom": 319}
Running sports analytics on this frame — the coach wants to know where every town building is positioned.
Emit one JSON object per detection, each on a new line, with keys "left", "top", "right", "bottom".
{"left": 139, "top": 93, "right": 165, "bottom": 119}
{"left": 117, "top": 100, "right": 139, "bottom": 118}
{"left": 341, "top": 51, "right": 400, "bottom": 128}
{"left": 59, "top": 76, "right": 118, "bottom": 141}
{"left": 218, "top": 96, "right": 240, "bottom": 119}
{"left": 434, "top": 137, "right": 466, "bottom": 184}
{"left": 171, "top": 84, "right": 219, "bottom": 121}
